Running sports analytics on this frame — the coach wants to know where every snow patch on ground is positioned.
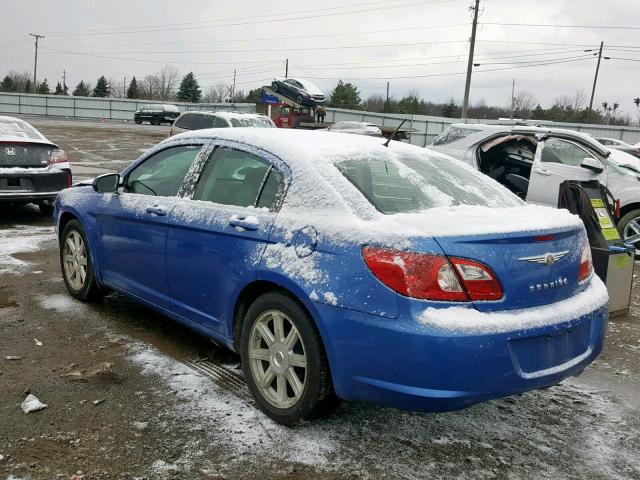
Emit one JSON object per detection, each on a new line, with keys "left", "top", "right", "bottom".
{"left": 0, "top": 225, "right": 55, "bottom": 275}
{"left": 128, "top": 342, "right": 336, "bottom": 471}
{"left": 38, "top": 293, "right": 86, "bottom": 315}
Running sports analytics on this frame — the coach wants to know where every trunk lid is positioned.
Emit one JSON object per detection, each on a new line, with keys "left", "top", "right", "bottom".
{"left": 433, "top": 227, "right": 586, "bottom": 311}
{"left": 0, "top": 142, "right": 54, "bottom": 168}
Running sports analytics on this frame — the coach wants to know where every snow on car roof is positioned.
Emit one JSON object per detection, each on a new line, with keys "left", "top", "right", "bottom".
{"left": 0, "top": 115, "right": 53, "bottom": 144}
{"left": 168, "top": 128, "right": 583, "bottom": 242}
{"left": 183, "top": 111, "right": 268, "bottom": 119}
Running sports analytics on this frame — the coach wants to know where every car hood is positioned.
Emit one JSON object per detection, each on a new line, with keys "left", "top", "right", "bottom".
{"left": 606, "top": 149, "right": 640, "bottom": 176}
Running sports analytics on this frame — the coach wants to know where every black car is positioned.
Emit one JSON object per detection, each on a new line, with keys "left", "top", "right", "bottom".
{"left": 270, "top": 78, "right": 326, "bottom": 107}
{"left": 134, "top": 104, "right": 181, "bottom": 125}
{"left": 0, "top": 116, "right": 71, "bottom": 214}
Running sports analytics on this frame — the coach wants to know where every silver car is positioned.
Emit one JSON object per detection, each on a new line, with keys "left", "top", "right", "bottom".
{"left": 169, "top": 111, "right": 275, "bottom": 137}
{"left": 326, "top": 122, "right": 383, "bottom": 137}
{"left": 429, "top": 123, "right": 640, "bottom": 247}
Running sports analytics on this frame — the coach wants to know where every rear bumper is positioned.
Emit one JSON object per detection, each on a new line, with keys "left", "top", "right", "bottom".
{"left": 0, "top": 168, "right": 70, "bottom": 203}
{"left": 314, "top": 277, "right": 609, "bottom": 412}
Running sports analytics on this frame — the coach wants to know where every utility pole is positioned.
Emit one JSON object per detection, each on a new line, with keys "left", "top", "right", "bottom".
{"left": 30, "top": 33, "right": 45, "bottom": 93}
{"left": 510, "top": 78, "right": 515, "bottom": 120}
{"left": 461, "top": 0, "right": 480, "bottom": 120}
{"left": 588, "top": 41, "right": 604, "bottom": 119}
{"left": 62, "top": 70, "right": 68, "bottom": 94}
{"left": 386, "top": 81, "right": 390, "bottom": 103}
{"left": 123, "top": 76, "right": 126, "bottom": 98}
{"left": 285, "top": 59, "right": 289, "bottom": 78}
{"left": 232, "top": 69, "right": 237, "bottom": 101}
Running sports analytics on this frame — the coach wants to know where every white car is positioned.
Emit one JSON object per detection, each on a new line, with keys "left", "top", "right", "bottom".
{"left": 429, "top": 123, "right": 640, "bottom": 248}
{"left": 169, "top": 111, "right": 275, "bottom": 136}
{"left": 326, "top": 122, "right": 383, "bottom": 137}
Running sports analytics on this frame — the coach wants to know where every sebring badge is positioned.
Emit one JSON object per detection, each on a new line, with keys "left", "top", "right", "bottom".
{"left": 5, "top": 147, "right": 16, "bottom": 156}
{"left": 518, "top": 250, "right": 569, "bottom": 267}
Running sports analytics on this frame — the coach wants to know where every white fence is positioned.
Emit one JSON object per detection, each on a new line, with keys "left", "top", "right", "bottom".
{"left": 0, "top": 92, "right": 255, "bottom": 121}
{"left": 324, "top": 108, "right": 640, "bottom": 147}
{"left": 2, "top": 92, "right": 639, "bottom": 146}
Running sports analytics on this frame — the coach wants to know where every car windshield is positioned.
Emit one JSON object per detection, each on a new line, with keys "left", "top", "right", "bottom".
{"left": 336, "top": 153, "right": 521, "bottom": 214}
{"left": 229, "top": 117, "right": 275, "bottom": 128}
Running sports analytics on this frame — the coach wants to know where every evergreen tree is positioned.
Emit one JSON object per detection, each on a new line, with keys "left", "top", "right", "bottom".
{"left": 54, "top": 81, "right": 64, "bottom": 95}
{"left": 37, "top": 78, "right": 50, "bottom": 95}
{"left": 329, "top": 80, "right": 361, "bottom": 110}
{"left": 0, "top": 75, "right": 15, "bottom": 92}
{"left": 25, "top": 79, "right": 32, "bottom": 93}
{"left": 176, "top": 72, "right": 201, "bottom": 103}
{"left": 442, "top": 99, "right": 461, "bottom": 118}
{"left": 244, "top": 88, "right": 262, "bottom": 104}
{"left": 92, "top": 75, "right": 110, "bottom": 97}
{"left": 73, "top": 80, "right": 91, "bottom": 97}
{"left": 126, "top": 77, "right": 139, "bottom": 99}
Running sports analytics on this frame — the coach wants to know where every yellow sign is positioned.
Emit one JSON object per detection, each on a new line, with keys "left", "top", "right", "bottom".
{"left": 614, "top": 255, "right": 631, "bottom": 269}
{"left": 602, "top": 227, "right": 621, "bottom": 241}
{"left": 591, "top": 199, "right": 605, "bottom": 208}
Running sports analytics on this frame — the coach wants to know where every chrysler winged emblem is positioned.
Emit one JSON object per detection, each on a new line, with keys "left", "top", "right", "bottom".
{"left": 5, "top": 147, "right": 16, "bottom": 156}
{"left": 518, "top": 250, "right": 569, "bottom": 267}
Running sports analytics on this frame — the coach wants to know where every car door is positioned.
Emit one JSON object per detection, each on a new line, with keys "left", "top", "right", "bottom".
{"left": 526, "top": 137, "right": 606, "bottom": 206}
{"left": 166, "top": 144, "right": 287, "bottom": 334}
{"left": 95, "top": 143, "right": 204, "bottom": 309}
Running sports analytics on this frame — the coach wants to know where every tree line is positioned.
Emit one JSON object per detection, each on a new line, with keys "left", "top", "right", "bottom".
{"left": 0, "top": 66, "right": 635, "bottom": 125}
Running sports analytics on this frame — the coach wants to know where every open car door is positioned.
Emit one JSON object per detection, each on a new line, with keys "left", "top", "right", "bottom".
{"left": 526, "top": 136, "right": 606, "bottom": 206}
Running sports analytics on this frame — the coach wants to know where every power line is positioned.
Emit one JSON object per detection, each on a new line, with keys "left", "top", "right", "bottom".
{"left": 482, "top": 22, "right": 640, "bottom": 30}
{"left": 45, "top": 0, "right": 463, "bottom": 37}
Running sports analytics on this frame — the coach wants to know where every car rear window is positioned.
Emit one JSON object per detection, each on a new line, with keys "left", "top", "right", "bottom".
{"left": 432, "top": 126, "right": 478, "bottom": 146}
{"left": 336, "top": 154, "right": 521, "bottom": 214}
{"left": 0, "top": 118, "right": 43, "bottom": 141}
{"left": 229, "top": 117, "right": 275, "bottom": 128}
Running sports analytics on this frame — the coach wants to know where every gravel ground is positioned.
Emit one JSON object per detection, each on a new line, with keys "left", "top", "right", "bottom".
{"left": 0, "top": 118, "right": 639, "bottom": 480}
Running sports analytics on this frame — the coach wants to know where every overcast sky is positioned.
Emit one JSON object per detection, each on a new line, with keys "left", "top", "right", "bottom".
{"left": 1, "top": 0, "right": 638, "bottom": 114}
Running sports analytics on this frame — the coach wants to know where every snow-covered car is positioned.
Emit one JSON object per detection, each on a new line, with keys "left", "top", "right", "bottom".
{"left": 430, "top": 123, "right": 640, "bottom": 248}
{"left": 0, "top": 116, "right": 71, "bottom": 214}
{"left": 326, "top": 121, "right": 383, "bottom": 137}
{"left": 169, "top": 111, "right": 275, "bottom": 136}
{"left": 595, "top": 137, "right": 640, "bottom": 159}
{"left": 54, "top": 128, "right": 607, "bottom": 425}
{"left": 271, "top": 78, "right": 325, "bottom": 107}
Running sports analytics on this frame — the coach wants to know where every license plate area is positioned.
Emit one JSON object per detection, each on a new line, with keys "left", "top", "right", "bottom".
{"left": 508, "top": 320, "right": 591, "bottom": 376}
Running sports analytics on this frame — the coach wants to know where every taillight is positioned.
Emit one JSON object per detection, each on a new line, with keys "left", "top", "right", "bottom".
{"left": 362, "top": 247, "right": 502, "bottom": 302}
{"left": 66, "top": 170, "right": 73, "bottom": 188}
{"left": 49, "top": 149, "right": 68, "bottom": 165}
{"left": 578, "top": 243, "right": 593, "bottom": 283}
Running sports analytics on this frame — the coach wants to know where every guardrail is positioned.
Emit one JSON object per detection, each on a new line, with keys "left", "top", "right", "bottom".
{"left": 324, "top": 107, "right": 640, "bottom": 147}
{"left": 0, "top": 92, "right": 255, "bottom": 121}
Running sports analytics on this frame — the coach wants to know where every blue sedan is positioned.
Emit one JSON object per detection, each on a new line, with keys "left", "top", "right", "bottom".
{"left": 54, "top": 128, "right": 608, "bottom": 426}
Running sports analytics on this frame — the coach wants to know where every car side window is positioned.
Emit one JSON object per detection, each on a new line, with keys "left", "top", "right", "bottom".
{"left": 193, "top": 148, "right": 284, "bottom": 209}
{"left": 541, "top": 138, "right": 593, "bottom": 167}
{"left": 124, "top": 145, "right": 202, "bottom": 196}
{"left": 174, "top": 114, "right": 193, "bottom": 130}
{"left": 211, "top": 116, "right": 229, "bottom": 128}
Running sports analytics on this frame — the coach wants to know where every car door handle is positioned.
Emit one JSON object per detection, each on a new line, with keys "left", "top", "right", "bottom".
{"left": 146, "top": 205, "right": 167, "bottom": 216}
{"left": 533, "top": 167, "right": 553, "bottom": 176}
{"left": 228, "top": 214, "right": 259, "bottom": 231}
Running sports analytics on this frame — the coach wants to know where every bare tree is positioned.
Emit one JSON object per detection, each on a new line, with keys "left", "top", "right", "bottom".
{"left": 513, "top": 91, "right": 537, "bottom": 118}
{"left": 108, "top": 77, "right": 125, "bottom": 98}
{"left": 158, "top": 65, "right": 179, "bottom": 101}
{"left": 203, "top": 82, "right": 231, "bottom": 103}
{"left": 572, "top": 90, "right": 587, "bottom": 111}
{"left": 363, "top": 94, "right": 385, "bottom": 112}
{"left": 139, "top": 74, "right": 161, "bottom": 100}
{"left": 3, "top": 70, "right": 32, "bottom": 92}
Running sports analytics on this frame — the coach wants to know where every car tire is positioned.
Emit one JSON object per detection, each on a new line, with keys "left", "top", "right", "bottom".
{"left": 617, "top": 209, "right": 640, "bottom": 248}
{"left": 272, "top": 82, "right": 279, "bottom": 92}
{"left": 134, "top": 118, "right": 142, "bottom": 124}
{"left": 240, "top": 291, "right": 337, "bottom": 426}
{"left": 296, "top": 95, "right": 303, "bottom": 105}
{"left": 151, "top": 117, "right": 161, "bottom": 126}
{"left": 38, "top": 201, "right": 54, "bottom": 215}
{"left": 59, "top": 219, "right": 106, "bottom": 302}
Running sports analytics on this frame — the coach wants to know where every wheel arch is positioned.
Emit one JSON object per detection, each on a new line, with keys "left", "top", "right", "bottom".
{"left": 618, "top": 202, "right": 640, "bottom": 224}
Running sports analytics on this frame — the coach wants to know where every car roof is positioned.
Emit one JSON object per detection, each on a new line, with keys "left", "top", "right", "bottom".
{"left": 179, "top": 111, "right": 267, "bottom": 119}
{"left": 275, "top": 77, "right": 324, "bottom": 95}
{"left": 0, "top": 115, "right": 54, "bottom": 145}
{"left": 445, "top": 122, "right": 609, "bottom": 156}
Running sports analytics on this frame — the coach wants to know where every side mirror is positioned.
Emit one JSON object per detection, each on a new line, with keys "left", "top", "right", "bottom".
{"left": 580, "top": 158, "right": 604, "bottom": 173}
{"left": 92, "top": 173, "right": 120, "bottom": 193}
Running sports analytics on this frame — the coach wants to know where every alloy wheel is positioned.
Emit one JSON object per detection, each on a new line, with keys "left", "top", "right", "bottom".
{"left": 248, "top": 309, "right": 307, "bottom": 409}
{"left": 63, "top": 230, "right": 87, "bottom": 291}
{"left": 623, "top": 216, "right": 640, "bottom": 247}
